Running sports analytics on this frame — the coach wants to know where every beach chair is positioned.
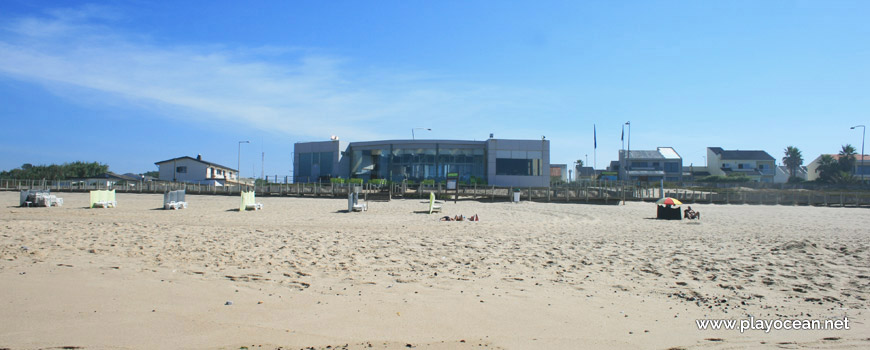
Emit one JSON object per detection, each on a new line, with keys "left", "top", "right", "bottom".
{"left": 163, "top": 190, "right": 188, "bottom": 210}
{"left": 90, "top": 190, "right": 117, "bottom": 208}
{"left": 347, "top": 191, "right": 367, "bottom": 212}
{"left": 240, "top": 191, "right": 263, "bottom": 211}
{"left": 428, "top": 192, "right": 443, "bottom": 214}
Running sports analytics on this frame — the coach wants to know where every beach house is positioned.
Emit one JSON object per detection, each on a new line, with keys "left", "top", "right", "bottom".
{"left": 154, "top": 155, "right": 241, "bottom": 185}
{"left": 806, "top": 154, "right": 870, "bottom": 182}
{"left": 617, "top": 147, "right": 683, "bottom": 182}
{"left": 294, "top": 137, "right": 550, "bottom": 187}
{"left": 706, "top": 147, "right": 776, "bottom": 182}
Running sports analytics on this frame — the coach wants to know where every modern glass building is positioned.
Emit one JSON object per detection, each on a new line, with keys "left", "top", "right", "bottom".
{"left": 293, "top": 138, "right": 549, "bottom": 187}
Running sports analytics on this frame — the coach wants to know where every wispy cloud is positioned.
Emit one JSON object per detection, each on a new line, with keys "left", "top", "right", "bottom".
{"left": 0, "top": 5, "right": 550, "bottom": 141}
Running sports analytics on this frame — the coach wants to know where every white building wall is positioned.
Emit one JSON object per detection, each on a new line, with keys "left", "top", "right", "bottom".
{"left": 707, "top": 148, "right": 725, "bottom": 176}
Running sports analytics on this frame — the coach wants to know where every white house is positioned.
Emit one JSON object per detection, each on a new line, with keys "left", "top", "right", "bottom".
{"left": 773, "top": 165, "right": 808, "bottom": 183}
{"left": 155, "top": 155, "right": 240, "bottom": 185}
{"left": 707, "top": 147, "right": 776, "bottom": 182}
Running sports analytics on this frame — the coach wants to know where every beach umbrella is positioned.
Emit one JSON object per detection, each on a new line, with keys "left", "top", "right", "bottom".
{"left": 656, "top": 197, "right": 682, "bottom": 206}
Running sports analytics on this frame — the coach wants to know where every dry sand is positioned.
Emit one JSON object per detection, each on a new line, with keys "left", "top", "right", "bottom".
{"left": 0, "top": 191, "right": 868, "bottom": 349}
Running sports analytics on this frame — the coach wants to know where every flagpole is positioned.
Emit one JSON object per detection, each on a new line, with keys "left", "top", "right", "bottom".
{"left": 593, "top": 124, "right": 598, "bottom": 170}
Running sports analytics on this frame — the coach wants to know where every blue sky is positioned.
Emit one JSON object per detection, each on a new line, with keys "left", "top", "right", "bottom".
{"left": 1, "top": 1, "right": 868, "bottom": 178}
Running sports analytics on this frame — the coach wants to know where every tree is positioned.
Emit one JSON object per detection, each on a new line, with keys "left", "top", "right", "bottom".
{"left": 839, "top": 144, "right": 857, "bottom": 173}
{"left": 782, "top": 146, "right": 803, "bottom": 181}
{"left": 575, "top": 159, "right": 584, "bottom": 168}
{"left": 815, "top": 155, "right": 841, "bottom": 183}
{"left": 0, "top": 161, "right": 108, "bottom": 180}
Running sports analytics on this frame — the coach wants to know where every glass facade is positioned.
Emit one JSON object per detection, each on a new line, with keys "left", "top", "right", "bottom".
{"left": 297, "top": 152, "right": 334, "bottom": 180}
{"left": 495, "top": 158, "right": 542, "bottom": 176}
{"left": 350, "top": 143, "right": 485, "bottom": 182}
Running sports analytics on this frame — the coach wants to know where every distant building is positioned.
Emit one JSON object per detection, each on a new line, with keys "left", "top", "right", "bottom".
{"left": 706, "top": 147, "right": 775, "bottom": 182}
{"left": 575, "top": 166, "right": 597, "bottom": 181}
{"left": 550, "top": 164, "right": 568, "bottom": 183}
{"left": 154, "top": 154, "right": 240, "bottom": 185}
{"left": 293, "top": 138, "right": 550, "bottom": 187}
{"left": 123, "top": 173, "right": 156, "bottom": 182}
{"left": 806, "top": 154, "right": 870, "bottom": 182}
{"left": 683, "top": 165, "right": 710, "bottom": 182}
{"left": 774, "top": 165, "right": 808, "bottom": 183}
{"left": 618, "top": 147, "right": 683, "bottom": 182}
{"left": 68, "top": 172, "right": 140, "bottom": 187}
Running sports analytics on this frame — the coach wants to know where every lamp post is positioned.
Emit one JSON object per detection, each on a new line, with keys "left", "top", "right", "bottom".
{"left": 625, "top": 121, "right": 631, "bottom": 180}
{"left": 412, "top": 128, "right": 431, "bottom": 140}
{"left": 238, "top": 140, "right": 250, "bottom": 181}
{"left": 852, "top": 125, "right": 866, "bottom": 183}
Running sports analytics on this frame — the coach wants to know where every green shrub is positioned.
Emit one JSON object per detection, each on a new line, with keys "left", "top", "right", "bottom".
{"left": 330, "top": 177, "right": 345, "bottom": 184}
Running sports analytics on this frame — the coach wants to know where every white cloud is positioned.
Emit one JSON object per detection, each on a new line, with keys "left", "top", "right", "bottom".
{"left": 0, "top": 5, "right": 551, "bottom": 141}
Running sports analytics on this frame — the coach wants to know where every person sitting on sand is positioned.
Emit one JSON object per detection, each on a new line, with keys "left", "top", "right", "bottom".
{"left": 684, "top": 206, "right": 700, "bottom": 220}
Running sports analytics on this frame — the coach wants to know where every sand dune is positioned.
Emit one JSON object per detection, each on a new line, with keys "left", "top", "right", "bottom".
{"left": 1, "top": 192, "right": 868, "bottom": 349}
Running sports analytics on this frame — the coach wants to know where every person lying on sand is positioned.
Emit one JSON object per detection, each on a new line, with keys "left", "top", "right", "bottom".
{"left": 440, "top": 214, "right": 480, "bottom": 222}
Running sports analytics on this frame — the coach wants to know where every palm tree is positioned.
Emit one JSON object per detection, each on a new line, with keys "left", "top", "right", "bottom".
{"left": 816, "top": 155, "right": 840, "bottom": 183}
{"left": 782, "top": 146, "right": 803, "bottom": 181}
{"left": 839, "top": 144, "right": 857, "bottom": 173}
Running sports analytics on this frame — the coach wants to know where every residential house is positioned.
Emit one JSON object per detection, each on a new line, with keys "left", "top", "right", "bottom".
{"left": 618, "top": 147, "right": 683, "bottom": 182}
{"left": 155, "top": 154, "right": 241, "bottom": 185}
{"left": 806, "top": 154, "right": 870, "bottom": 182}
{"left": 706, "top": 147, "right": 776, "bottom": 182}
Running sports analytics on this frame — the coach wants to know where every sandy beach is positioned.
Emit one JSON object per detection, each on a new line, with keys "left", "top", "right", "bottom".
{"left": 0, "top": 191, "right": 868, "bottom": 349}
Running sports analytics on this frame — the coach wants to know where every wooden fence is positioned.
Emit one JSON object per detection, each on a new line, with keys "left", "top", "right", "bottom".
{"left": 1, "top": 179, "right": 868, "bottom": 207}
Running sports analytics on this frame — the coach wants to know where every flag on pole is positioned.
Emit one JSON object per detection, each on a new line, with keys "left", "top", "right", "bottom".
{"left": 621, "top": 124, "right": 624, "bottom": 141}
{"left": 593, "top": 124, "right": 597, "bottom": 149}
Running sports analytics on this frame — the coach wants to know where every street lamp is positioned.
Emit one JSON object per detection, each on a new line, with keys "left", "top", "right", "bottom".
{"left": 625, "top": 121, "right": 631, "bottom": 180}
{"left": 851, "top": 125, "right": 865, "bottom": 183}
{"left": 238, "top": 140, "right": 250, "bottom": 181}
{"left": 412, "top": 128, "right": 431, "bottom": 140}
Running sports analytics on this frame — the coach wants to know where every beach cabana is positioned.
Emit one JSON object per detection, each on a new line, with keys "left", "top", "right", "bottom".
{"left": 655, "top": 197, "right": 682, "bottom": 220}
{"left": 240, "top": 191, "right": 263, "bottom": 211}
{"left": 163, "top": 189, "right": 187, "bottom": 210}
{"left": 89, "top": 190, "right": 117, "bottom": 208}
{"left": 20, "top": 190, "right": 63, "bottom": 207}
{"left": 347, "top": 189, "right": 367, "bottom": 212}
{"left": 428, "top": 192, "right": 443, "bottom": 214}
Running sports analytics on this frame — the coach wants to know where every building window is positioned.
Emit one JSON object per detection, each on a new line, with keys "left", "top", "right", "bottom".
{"left": 176, "top": 166, "right": 187, "bottom": 173}
{"left": 738, "top": 164, "right": 744, "bottom": 169}
{"left": 664, "top": 162, "right": 679, "bottom": 172}
{"left": 496, "top": 158, "right": 541, "bottom": 176}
